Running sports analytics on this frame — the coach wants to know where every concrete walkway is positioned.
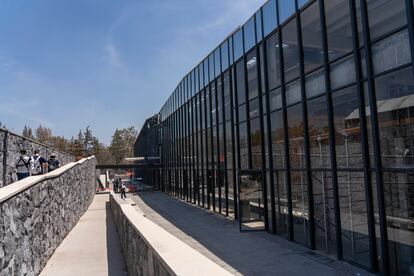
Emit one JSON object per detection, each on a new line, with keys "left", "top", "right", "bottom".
{"left": 40, "top": 194, "right": 127, "bottom": 276}
{"left": 129, "top": 191, "right": 373, "bottom": 276}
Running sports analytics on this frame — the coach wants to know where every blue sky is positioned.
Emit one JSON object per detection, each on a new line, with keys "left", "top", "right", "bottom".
{"left": 0, "top": 0, "right": 265, "bottom": 144}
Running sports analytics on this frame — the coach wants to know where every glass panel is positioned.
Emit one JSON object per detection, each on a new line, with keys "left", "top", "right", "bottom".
{"left": 301, "top": 1, "right": 323, "bottom": 73}
{"left": 274, "top": 171, "right": 288, "bottom": 236}
{"left": 263, "top": 0, "right": 277, "bottom": 37}
{"left": 307, "top": 96, "right": 331, "bottom": 169}
{"left": 270, "top": 88, "right": 283, "bottom": 111}
{"left": 266, "top": 33, "right": 281, "bottom": 90}
{"left": 247, "top": 50, "right": 259, "bottom": 100}
{"left": 226, "top": 121, "right": 233, "bottom": 170}
{"left": 250, "top": 118, "right": 262, "bottom": 169}
{"left": 239, "top": 104, "right": 247, "bottom": 122}
{"left": 239, "top": 122, "right": 249, "bottom": 169}
{"left": 305, "top": 68, "right": 325, "bottom": 99}
{"left": 211, "top": 84, "right": 217, "bottom": 126}
{"left": 249, "top": 98, "right": 260, "bottom": 119}
{"left": 236, "top": 60, "right": 246, "bottom": 105}
{"left": 224, "top": 71, "right": 231, "bottom": 121}
{"left": 372, "top": 29, "right": 411, "bottom": 75}
{"left": 278, "top": 0, "right": 295, "bottom": 23}
{"left": 244, "top": 17, "right": 256, "bottom": 52}
{"left": 217, "top": 78, "right": 223, "bottom": 124}
{"left": 287, "top": 103, "right": 305, "bottom": 169}
{"left": 367, "top": 0, "right": 407, "bottom": 40}
{"left": 374, "top": 67, "right": 414, "bottom": 168}
{"left": 286, "top": 79, "right": 302, "bottom": 106}
{"left": 330, "top": 55, "right": 356, "bottom": 90}
{"left": 332, "top": 86, "right": 364, "bottom": 169}
{"left": 338, "top": 171, "right": 371, "bottom": 267}
{"left": 204, "top": 59, "right": 209, "bottom": 87}
{"left": 227, "top": 170, "right": 235, "bottom": 217}
{"left": 382, "top": 171, "right": 414, "bottom": 275}
{"left": 282, "top": 19, "right": 300, "bottom": 82}
{"left": 313, "top": 171, "right": 336, "bottom": 255}
{"left": 199, "top": 63, "right": 204, "bottom": 88}
{"left": 324, "top": 0, "right": 353, "bottom": 61}
{"left": 234, "top": 29, "right": 244, "bottom": 61}
{"left": 256, "top": 10, "right": 263, "bottom": 42}
{"left": 291, "top": 170, "right": 309, "bottom": 245}
{"left": 297, "top": 0, "right": 308, "bottom": 8}
{"left": 271, "top": 110, "right": 285, "bottom": 169}
{"left": 209, "top": 53, "right": 215, "bottom": 82}
{"left": 239, "top": 173, "right": 265, "bottom": 231}
{"left": 214, "top": 48, "right": 221, "bottom": 78}
{"left": 221, "top": 41, "right": 229, "bottom": 72}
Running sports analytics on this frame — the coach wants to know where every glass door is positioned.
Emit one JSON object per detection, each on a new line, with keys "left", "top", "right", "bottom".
{"left": 238, "top": 171, "right": 266, "bottom": 231}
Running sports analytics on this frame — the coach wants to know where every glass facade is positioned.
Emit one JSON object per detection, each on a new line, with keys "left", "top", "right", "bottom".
{"left": 156, "top": 0, "right": 414, "bottom": 274}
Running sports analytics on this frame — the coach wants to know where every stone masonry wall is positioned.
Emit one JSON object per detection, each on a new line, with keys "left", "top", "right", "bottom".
{"left": 110, "top": 195, "right": 172, "bottom": 276}
{"left": 0, "top": 157, "right": 96, "bottom": 276}
{"left": 0, "top": 128, "right": 75, "bottom": 188}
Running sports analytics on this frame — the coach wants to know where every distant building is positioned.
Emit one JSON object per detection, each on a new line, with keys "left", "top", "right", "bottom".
{"left": 138, "top": 1, "right": 414, "bottom": 274}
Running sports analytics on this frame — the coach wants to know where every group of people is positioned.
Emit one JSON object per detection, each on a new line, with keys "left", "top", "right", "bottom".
{"left": 15, "top": 149, "right": 60, "bottom": 181}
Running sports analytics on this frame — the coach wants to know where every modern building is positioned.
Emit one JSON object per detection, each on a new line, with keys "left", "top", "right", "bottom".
{"left": 138, "top": 0, "right": 414, "bottom": 274}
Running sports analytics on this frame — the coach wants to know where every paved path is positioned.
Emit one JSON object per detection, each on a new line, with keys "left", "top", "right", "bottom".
{"left": 129, "top": 191, "right": 372, "bottom": 276}
{"left": 40, "top": 194, "right": 127, "bottom": 276}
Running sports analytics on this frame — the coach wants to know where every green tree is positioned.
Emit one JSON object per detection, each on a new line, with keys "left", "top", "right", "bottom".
{"left": 22, "top": 125, "right": 35, "bottom": 139}
{"left": 109, "top": 127, "right": 138, "bottom": 164}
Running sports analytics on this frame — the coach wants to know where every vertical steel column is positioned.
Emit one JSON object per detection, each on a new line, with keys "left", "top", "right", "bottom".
{"left": 295, "top": 2, "right": 315, "bottom": 249}
{"left": 359, "top": 0, "right": 390, "bottom": 273}
{"left": 276, "top": 1, "right": 294, "bottom": 241}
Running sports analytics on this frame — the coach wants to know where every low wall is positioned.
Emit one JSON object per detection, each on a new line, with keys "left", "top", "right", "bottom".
{"left": 0, "top": 128, "right": 75, "bottom": 188}
{"left": 110, "top": 193, "right": 232, "bottom": 276}
{"left": 0, "top": 156, "right": 96, "bottom": 276}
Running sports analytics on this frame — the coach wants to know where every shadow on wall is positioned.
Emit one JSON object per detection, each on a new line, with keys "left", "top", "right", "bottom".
{"left": 105, "top": 202, "right": 128, "bottom": 276}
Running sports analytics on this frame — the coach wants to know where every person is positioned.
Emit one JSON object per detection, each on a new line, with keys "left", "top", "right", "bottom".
{"left": 121, "top": 182, "right": 127, "bottom": 199}
{"left": 15, "top": 149, "right": 31, "bottom": 180}
{"left": 30, "top": 150, "right": 48, "bottom": 176}
{"left": 47, "top": 154, "right": 60, "bottom": 172}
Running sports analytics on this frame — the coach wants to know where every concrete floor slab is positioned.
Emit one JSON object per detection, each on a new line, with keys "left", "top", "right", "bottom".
{"left": 40, "top": 194, "right": 127, "bottom": 276}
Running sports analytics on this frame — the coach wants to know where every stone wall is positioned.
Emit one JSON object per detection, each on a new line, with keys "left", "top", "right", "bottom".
{"left": 0, "top": 156, "right": 96, "bottom": 276}
{"left": 0, "top": 128, "right": 75, "bottom": 188}
{"left": 110, "top": 195, "right": 172, "bottom": 276}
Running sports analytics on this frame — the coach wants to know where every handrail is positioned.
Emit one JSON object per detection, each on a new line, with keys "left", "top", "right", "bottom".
{"left": 0, "top": 156, "right": 95, "bottom": 204}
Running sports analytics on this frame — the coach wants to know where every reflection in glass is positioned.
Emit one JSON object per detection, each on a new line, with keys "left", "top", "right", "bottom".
{"left": 234, "top": 29, "right": 244, "bottom": 61}
{"left": 214, "top": 48, "right": 221, "bottom": 78}
{"left": 271, "top": 110, "right": 285, "bottom": 169}
{"left": 263, "top": 0, "right": 277, "bottom": 37}
{"left": 286, "top": 79, "right": 302, "bottom": 106}
{"left": 301, "top": 1, "right": 323, "bottom": 73}
{"left": 246, "top": 50, "right": 259, "bottom": 100}
{"left": 374, "top": 67, "right": 414, "bottom": 168}
{"left": 330, "top": 55, "right": 356, "bottom": 90}
{"left": 332, "top": 86, "right": 363, "bottom": 169}
{"left": 223, "top": 71, "right": 231, "bottom": 121}
{"left": 236, "top": 60, "right": 246, "bottom": 105}
{"left": 312, "top": 172, "right": 336, "bottom": 255}
{"left": 221, "top": 41, "right": 229, "bottom": 72}
{"left": 282, "top": 19, "right": 300, "bottom": 82}
{"left": 250, "top": 118, "right": 262, "bottom": 169}
{"left": 239, "top": 122, "right": 249, "bottom": 169}
{"left": 372, "top": 29, "right": 411, "bottom": 75}
{"left": 244, "top": 17, "right": 256, "bottom": 52}
{"left": 274, "top": 171, "right": 288, "bottom": 236}
{"left": 239, "top": 173, "right": 265, "bottom": 231}
{"left": 266, "top": 33, "right": 281, "bottom": 90}
{"left": 287, "top": 104, "right": 305, "bottom": 169}
{"left": 278, "top": 0, "right": 295, "bottom": 23}
{"left": 324, "top": 0, "right": 353, "bottom": 60}
{"left": 367, "top": 0, "right": 407, "bottom": 40}
{"left": 305, "top": 68, "right": 325, "bottom": 99}
{"left": 307, "top": 96, "right": 331, "bottom": 169}
{"left": 291, "top": 170, "right": 309, "bottom": 245}
{"left": 270, "top": 88, "right": 282, "bottom": 111}
{"left": 337, "top": 171, "right": 370, "bottom": 267}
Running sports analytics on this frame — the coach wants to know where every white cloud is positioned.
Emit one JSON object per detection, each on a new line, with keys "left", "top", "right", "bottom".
{"left": 105, "top": 39, "right": 122, "bottom": 67}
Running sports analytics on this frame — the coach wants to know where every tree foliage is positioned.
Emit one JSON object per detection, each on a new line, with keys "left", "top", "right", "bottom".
{"left": 18, "top": 125, "right": 138, "bottom": 165}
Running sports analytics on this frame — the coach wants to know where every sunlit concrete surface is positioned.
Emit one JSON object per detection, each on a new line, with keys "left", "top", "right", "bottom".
{"left": 40, "top": 194, "right": 127, "bottom": 276}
